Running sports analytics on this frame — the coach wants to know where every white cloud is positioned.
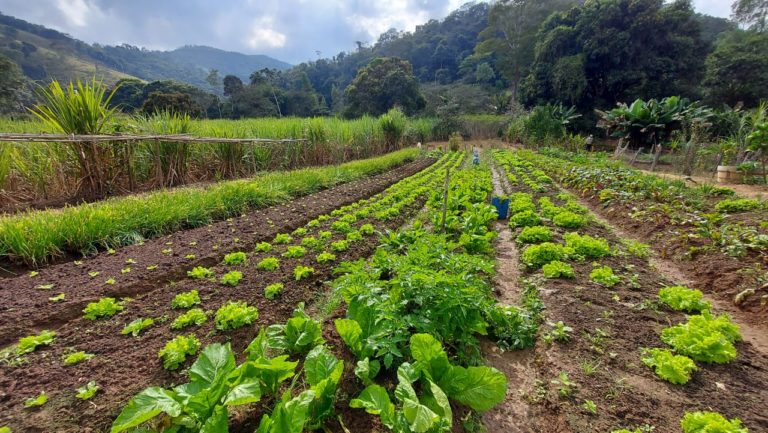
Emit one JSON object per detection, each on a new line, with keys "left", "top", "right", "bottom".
{"left": 693, "top": 0, "right": 731, "bottom": 18}
{"left": 246, "top": 17, "right": 287, "bottom": 49}
{"left": 55, "top": 0, "right": 99, "bottom": 27}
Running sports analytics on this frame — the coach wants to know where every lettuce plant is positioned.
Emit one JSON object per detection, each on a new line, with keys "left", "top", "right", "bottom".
{"left": 215, "top": 301, "right": 259, "bottom": 330}
{"left": 76, "top": 381, "right": 99, "bottom": 400}
{"left": 542, "top": 260, "right": 575, "bottom": 279}
{"left": 521, "top": 242, "right": 567, "bottom": 268}
{"left": 158, "top": 334, "right": 201, "bottom": 370}
{"left": 17, "top": 330, "right": 56, "bottom": 355}
{"left": 316, "top": 252, "right": 336, "bottom": 264}
{"left": 293, "top": 265, "right": 315, "bottom": 280}
{"left": 553, "top": 211, "right": 587, "bottom": 229}
{"left": 658, "top": 286, "right": 711, "bottom": 313}
{"left": 564, "top": 233, "right": 612, "bottom": 259}
{"left": 509, "top": 210, "right": 541, "bottom": 228}
{"left": 264, "top": 283, "right": 284, "bottom": 300}
{"left": 121, "top": 318, "right": 154, "bottom": 337}
{"left": 63, "top": 351, "right": 94, "bottom": 366}
{"left": 661, "top": 312, "right": 742, "bottom": 364}
{"left": 222, "top": 251, "right": 247, "bottom": 265}
{"left": 590, "top": 266, "right": 621, "bottom": 287}
{"left": 641, "top": 348, "right": 697, "bottom": 385}
{"left": 24, "top": 391, "right": 48, "bottom": 408}
{"left": 282, "top": 246, "right": 307, "bottom": 259}
{"left": 359, "top": 224, "right": 375, "bottom": 235}
{"left": 681, "top": 411, "right": 748, "bottom": 433}
{"left": 256, "top": 257, "right": 279, "bottom": 271}
{"left": 83, "top": 297, "right": 124, "bottom": 320}
{"left": 219, "top": 271, "right": 243, "bottom": 286}
{"left": 187, "top": 266, "right": 214, "bottom": 279}
{"left": 255, "top": 241, "right": 272, "bottom": 253}
{"left": 171, "top": 290, "right": 201, "bottom": 309}
{"left": 517, "top": 226, "right": 553, "bottom": 244}
{"left": 171, "top": 308, "right": 208, "bottom": 330}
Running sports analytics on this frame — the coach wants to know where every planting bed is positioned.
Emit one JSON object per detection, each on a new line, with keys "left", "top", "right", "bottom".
{"left": 489, "top": 148, "right": 768, "bottom": 432}
{"left": 0, "top": 153, "right": 459, "bottom": 432}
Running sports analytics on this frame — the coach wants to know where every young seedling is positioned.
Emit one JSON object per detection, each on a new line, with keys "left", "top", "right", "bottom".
{"left": 76, "top": 381, "right": 99, "bottom": 400}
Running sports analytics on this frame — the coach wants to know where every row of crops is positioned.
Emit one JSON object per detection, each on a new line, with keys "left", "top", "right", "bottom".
{"left": 492, "top": 149, "right": 755, "bottom": 433}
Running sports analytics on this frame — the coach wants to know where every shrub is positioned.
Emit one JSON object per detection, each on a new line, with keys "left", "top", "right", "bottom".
{"left": 542, "top": 261, "right": 575, "bottom": 279}
{"left": 715, "top": 198, "right": 760, "bottom": 213}
{"left": 171, "top": 290, "right": 201, "bottom": 309}
{"left": 158, "top": 334, "right": 200, "bottom": 370}
{"left": 521, "top": 242, "right": 567, "bottom": 268}
{"left": 564, "top": 233, "right": 612, "bottom": 260}
{"left": 681, "top": 411, "right": 748, "bottom": 433}
{"left": 219, "top": 271, "right": 243, "bottom": 286}
{"left": 553, "top": 211, "right": 586, "bottom": 229}
{"left": 264, "top": 283, "right": 284, "bottom": 300}
{"left": 510, "top": 210, "right": 541, "bottom": 228}
{"left": 641, "top": 348, "right": 697, "bottom": 385}
{"left": 171, "top": 308, "right": 208, "bottom": 330}
{"left": 517, "top": 226, "right": 553, "bottom": 244}
{"left": 256, "top": 257, "right": 279, "bottom": 271}
{"left": 187, "top": 266, "right": 214, "bottom": 279}
{"left": 590, "top": 266, "right": 620, "bottom": 287}
{"left": 222, "top": 252, "right": 247, "bottom": 265}
{"left": 83, "top": 297, "right": 124, "bottom": 319}
{"left": 658, "top": 286, "right": 711, "bottom": 313}
{"left": 214, "top": 301, "right": 259, "bottom": 330}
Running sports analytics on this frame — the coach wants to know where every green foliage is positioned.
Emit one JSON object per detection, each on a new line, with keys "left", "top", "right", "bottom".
{"left": 301, "top": 236, "right": 320, "bottom": 249}
{"left": 542, "top": 261, "right": 575, "bottom": 279}
{"left": 344, "top": 57, "right": 426, "bottom": 118}
{"left": 187, "top": 266, "right": 214, "bottom": 279}
{"left": 379, "top": 107, "right": 408, "bottom": 150}
{"left": 521, "top": 242, "right": 566, "bottom": 268}
{"left": 122, "top": 318, "right": 154, "bottom": 337}
{"left": 714, "top": 198, "right": 761, "bottom": 213}
{"left": 359, "top": 223, "right": 375, "bottom": 235}
{"left": 331, "top": 240, "right": 349, "bottom": 252}
{"left": 83, "top": 297, "right": 124, "bottom": 320}
{"left": 266, "top": 304, "right": 325, "bottom": 355}
{"left": 222, "top": 251, "right": 247, "bottom": 265}
{"left": 517, "top": 226, "right": 553, "bottom": 244}
{"left": 661, "top": 312, "right": 742, "bottom": 364}
{"left": 282, "top": 246, "right": 307, "bottom": 258}
{"left": 641, "top": 348, "right": 697, "bottom": 385}
{"left": 273, "top": 233, "right": 293, "bottom": 244}
{"left": 590, "top": 266, "right": 621, "bottom": 287}
{"left": 347, "top": 230, "right": 363, "bottom": 242}
{"left": 17, "top": 330, "right": 56, "bottom": 355}
{"left": 63, "top": 351, "right": 94, "bottom": 366}
{"left": 553, "top": 211, "right": 586, "bottom": 229}
{"left": 257, "top": 257, "right": 280, "bottom": 271}
{"left": 658, "top": 286, "right": 711, "bottom": 313}
{"left": 331, "top": 220, "right": 352, "bottom": 233}
{"left": 316, "top": 252, "right": 337, "bottom": 264}
{"left": 705, "top": 30, "right": 768, "bottom": 107}
{"left": 293, "top": 265, "right": 315, "bottom": 281}
{"left": 264, "top": 283, "right": 284, "bottom": 300}
{"left": 158, "top": 334, "right": 201, "bottom": 370}
{"left": 509, "top": 210, "right": 541, "bottom": 228}
{"left": 215, "top": 301, "right": 259, "bottom": 330}
{"left": 508, "top": 193, "right": 536, "bottom": 214}
{"left": 564, "top": 232, "right": 611, "bottom": 259}
{"left": 171, "top": 289, "right": 201, "bottom": 309}
{"left": 171, "top": 308, "right": 208, "bottom": 330}
{"left": 30, "top": 78, "right": 118, "bottom": 135}
{"left": 24, "top": 391, "right": 48, "bottom": 408}
{"left": 219, "top": 270, "right": 243, "bottom": 286}
{"left": 543, "top": 321, "right": 573, "bottom": 343}
{"left": 622, "top": 239, "right": 651, "bottom": 259}
{"left": 681, "top": 411, "right": 748, "bottom": 433}
{"left": 76, "top": 381, "right": 99, "bottom": 400}
{"left": 255, "top": 242, "right": 272, "bottom": 253}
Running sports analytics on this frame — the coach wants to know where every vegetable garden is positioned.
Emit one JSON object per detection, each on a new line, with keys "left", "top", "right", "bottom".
{"left": 1, "top": 142, "right": 767, "bottom": 433}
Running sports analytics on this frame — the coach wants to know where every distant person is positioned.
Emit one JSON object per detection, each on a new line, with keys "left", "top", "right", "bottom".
{"left": 585, "top": 134, "right": 594, "bottom": 152}
{"left": 472, "top": 148, "right": 480, "bottom": 165}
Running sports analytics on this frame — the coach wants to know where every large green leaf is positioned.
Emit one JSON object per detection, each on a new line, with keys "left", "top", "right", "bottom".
{"left": 200, "top": 405, "right": 228, "bottom": 433}
{"left": 422, "top": 379, "right": 452, "bottom": 427}
{"left": 189, "top": 343, "right": 236, "bottom": 386}
{"left": 245, "top": 327, "right": 269, "bottom": 361}
{"left": 268, "top": 390, "right": 316, "bottom": 433}
{"left": 334, "top": 318, "right": 363, "bottom": 357}
{"left": 304, "top": 345, "right": 342, "bottom": 386}
{"left": 350, "top": 385, "right": 395, "bottom": 429}
{"left": 223, "top": 379, "right": 262, "bottom": 406}
{"left": 250, "top": 355, "right": 298, "bottom": 395}
{"left": 354, "top": 357, "right": 381, "bottom": 386}
{"left": 403, "top": 398, "right": 439, "bottom": 433}
{"left": 440, "top": 365, "right": 507, "bottom": 412}
{"left": 409, "top": 334, "right": 451, "bottom": 383}
{"left": 110, "top": 387, "right": 182, "bottom": 433}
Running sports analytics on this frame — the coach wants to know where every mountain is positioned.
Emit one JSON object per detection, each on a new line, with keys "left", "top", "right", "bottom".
{"left": 0, "top": 12, "right": 291, "bottom": 90}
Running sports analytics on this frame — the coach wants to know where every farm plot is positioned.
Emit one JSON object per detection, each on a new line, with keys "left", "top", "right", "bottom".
{"left": 491, "top": 149, "right": 768, "bottom": 432}
{"left": 0, "top": 152, "right": 462, "bottom": 432}
{"left": 514, "top": 148, "right": 768, "bottom": 319}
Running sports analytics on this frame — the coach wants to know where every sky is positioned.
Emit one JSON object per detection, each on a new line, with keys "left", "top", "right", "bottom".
{"left": 0, "top": 0, "right": 732, "bottom": 64}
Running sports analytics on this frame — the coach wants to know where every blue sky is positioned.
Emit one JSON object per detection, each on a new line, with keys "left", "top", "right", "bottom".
{"left": 0, "top": 0, "right": 732, "bottom": 64}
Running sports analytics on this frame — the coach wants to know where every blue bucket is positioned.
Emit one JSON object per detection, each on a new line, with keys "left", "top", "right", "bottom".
{"left": 491, "top": 197, "right": 510, "bottom": 220}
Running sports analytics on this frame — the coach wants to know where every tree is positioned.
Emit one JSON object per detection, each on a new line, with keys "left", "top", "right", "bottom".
{"left": 223, "top": 75, "right": 244, "bottom": 97}
{"left": 704, "top": 30, "right": 768, "bottom": 107}
{"left": 0, "top": 54, "right": 25, "bottom": 114}
{"left": 475, "top": 0, "right": 575, "bottom": 101}
{"left": 732, "top": 0, "right": 768, "bottom": 31}
{"left": 343, "top": 57, "right": 426, "bottom": 118}
{"left": 521, "top": 0, "right": 707, "bottom": 113}
{"left": 205, "top": 69, "right": 221, "bottom": 89}
{"left": 141, "top": 92, "right": 203, "bottom": 117}
{"left": 475, "top": 62, "right": 496, "bottom": 84}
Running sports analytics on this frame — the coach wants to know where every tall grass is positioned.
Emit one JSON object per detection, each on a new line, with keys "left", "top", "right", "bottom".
{"left": 0, "top": 148, "right": 420, "bottom": 266}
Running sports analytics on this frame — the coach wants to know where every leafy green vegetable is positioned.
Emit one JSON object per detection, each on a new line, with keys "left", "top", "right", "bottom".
{"left": 641, "top": 348, "right": 697, "bottom": 385}
{"left": 564, "top": 232, "right": 612, "bottom": 259}
{"left": 354, "top": 357, "right": 382, "bottom": 386}
{"left": 661, "top": 312, "right": 742, "bottom": 364}
{"left": 316, "top": 252, "right": 337, "bottom": 263}
{"left": 273, "top": 233, "right": 293, "bottom": 244}
{"left": 681, "top": 411, "right": 748, "bottom": 433}
{"left": 509, "top": 210, "right": 541, "bottom": 228}
{"left": 219, "top": 270, "right": 244, "bottom": 286}
{"left": 264, "top": 283, "right": 284, "bottom": 300}
{"left": 187, "top": 266, "right": 214, "bottom": 279}
{"left": 76, "top": 381, "right": 99, "bottom": 400}
{"left": 222, "top": 251, "right": 247, "bottom": 265}
{"left": 256, "top": 390, "right": 315, "bottom": 433}
{"left": 267, "top": 304, "right": 325, "bottom": 355}
{"left": 171, "top": 308, "right": 208, "bottom": 330}
{"left": 715, "top": 198, "right": 760, "bottom": 213}
{"left": 215, "top": 301, "right": 259, "bottom": 330}
{"left": 63, "top": 351, "right": 95, "bottom": 366}
{"left": 171, "top": 289, "right": 201, "bottom": 309}
{"left": 553, "top": 211, "right": 587, "bottom": 229}
{"left": 359, "top": 223, "right": 375, "bottom": 235}
{"left": 255, "top": 241, "right": 272, "bottom": 252}
{"left": 330, "top": 240, "right": 349, "bottom": 252}
{"left": 318, "top": 231, "right": 333, "bottom": 241}
{"left": 293, "top": 265, "right": 315, "bottom": 280}
{"left": 590, "top": 266, "right": 621, "bottom": 287}
{"left": 257, "top": 257, "right": 280, "bottom": 271}
{"left": 121, "top": 318, "right": 154, "bottom": 337}
{"left": 542, "top": 260, "right": 575, "bottom": 279}
{"left": 83, "top": 297, "right": 124, "bottom": 319}
{"left": 17, "top": 330, "right": 56, "bottom": 355}
{"left": 24, "top": 391, "right": 48, "bottom": 408}
{"left": 658, "top": 286, "right": 711, "bottom": 313}
{"left": 282, "top": 246, "right": 307, "bottom": 259}
{"left": 521, "top": 242, "right": 567, "bottom": 268}
{"left": 48, "top": 293, "right": 66, "bottom": 302}
{"left": 301, "top": 236, "right": 321, "bottom": 249}
{"left": 158, "top": 334, "right": 201, "bottom": 370}
{"left": 517, "top": 226, "right": 553, "bottom": 244}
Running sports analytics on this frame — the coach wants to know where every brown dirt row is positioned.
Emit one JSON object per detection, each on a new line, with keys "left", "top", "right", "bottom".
{"left": 0, "top": 158, "right": 435, "bottom": 346}
{"left": 0, "top": 158, "right": 445, "bottom": 433}
{"left": 490, "top": 157, "right": 768, "bottom": 432}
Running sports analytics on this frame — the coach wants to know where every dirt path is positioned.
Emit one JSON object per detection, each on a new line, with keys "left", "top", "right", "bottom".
{"left": 637, "top": 169, "right": 768, "bottom": 200}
